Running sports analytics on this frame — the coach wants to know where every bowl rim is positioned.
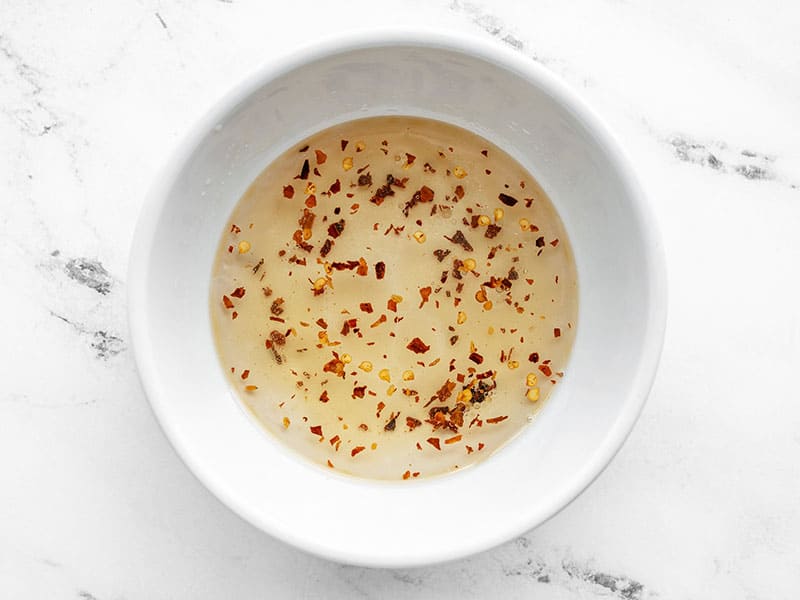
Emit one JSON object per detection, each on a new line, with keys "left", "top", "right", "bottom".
{"left": 128, "top": 27, "right": 667, "bottom": 567}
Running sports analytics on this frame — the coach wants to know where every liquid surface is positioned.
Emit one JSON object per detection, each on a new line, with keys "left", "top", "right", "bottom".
{"left": 211, "top": 116, "right": 577, "bottom": 480}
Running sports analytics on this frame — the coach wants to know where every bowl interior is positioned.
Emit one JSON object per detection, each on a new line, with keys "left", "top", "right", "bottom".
{"left": 130, "top": 36, "right": 665, "bottom": 567}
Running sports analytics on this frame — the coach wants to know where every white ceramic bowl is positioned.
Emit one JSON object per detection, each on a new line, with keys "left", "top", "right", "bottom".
{"left": 129, "top": 30, "right": 666, "bottom": 567}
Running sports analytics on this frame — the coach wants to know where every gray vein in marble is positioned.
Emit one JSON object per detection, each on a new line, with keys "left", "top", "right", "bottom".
{"left": 64, "top": 258, "right": 114, "bottom": 295}
{"left": 155, "top": 12, "right": 168, "bottom": 29}
{"left": 50, "top": 311, "right": 125, "bottom": 360}
{"left": 78, "top": 591, "right": 99, "bottom": 600}
{"left": 0, "top": 34, "right": 62, "bottom": 137}
{"left": 562, "top": 560, "right": 647, "bottom": 600}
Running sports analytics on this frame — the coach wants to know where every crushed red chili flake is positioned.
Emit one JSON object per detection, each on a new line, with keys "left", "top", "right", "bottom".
{"left": 319, "top": 390, "right": 330, "bottom": 403}
{"left": 356, "top": 257, "right": 368, "bottom": 276}
{"left": 283, "top": 185, "right": 294, "bottom": 199}
{"left": 485, "top": 224, "right": 502, "bottom": 239}
{"left": 418, "top": 286, "right": 432, "bottom": 308}
{"left": 227, "top": 245, "right": 233, "bottom": 253}
{"left": 370, "top": 314, "right": 387, "bottom": 328}
{"left": 340, "top": 318, "right": 357, "bottom": 336}
{"left": 357, "top": 172, "right": 372, "bottom": 187}
{"left": 468, "top": 352, "right": 484, "bottom": 365}
{"left": 315, "top": 149, "right": 327, "bottom": 165}
{"left": 359, "top": 302, "right": 374, "bottom": 313}
{"left": 329, "top": 435, "right": 340, "bottom": 446}
{"left": 384, "top": 411, "right": 399, "bottom": 431}
{"left": 315, "top": 318, "right": 328, "bottom": 328}
{"left": 405, "top": 153, "right": 416, "bottom": 166}
{"left": 402, "top": 185, "right": 434, "bottom": 216}
{"left": 310, "top": 425, "right": 323, "bottom": 437}
{"left": 406, "top": 337, "right": 431, "bottom": 354}
{"left": 340, "top": 139, "right": 348, "bottom": 150}
{"left": 305, "top": 195, "right": 316, "bottom": 208}
{"left": 296, "top": 159, "right": 310, "bottom": 180}
{"left": 370, "top": 176, "right": 396, "bottom": 206}
{"left": 375, "top": 261, "right": 386, "bottom": 280}
{"left": 554, "top": 328, "right": 561, "bottom": 338}
{"left": 402, "top": 470, "right": 411, "bottom": 480}
{"left": 328, "top": 219, "right": 345, "bottom": 238}
{"left": 327, "top": 460, "right": 334, "bottom": 468}
{"left": 498, "top": 193, "right": 518, "bottom": 206}
{"left": 529, "top": 352, "right": 540, "bottom": 363}
{"left": 427, "top": 437, "right": 441, "bottom": 450}
{"left": 270, "top": 297, "right": 285, "bottom": 316}
{"left": 449, "top": 335, "right": 459, "bottom": 346}
{"left": 445, "top": 434, "right": 462, "bottom": 445}
{"left": 535, "top": 236, "right": 546, "bottom": 248}
{"left": 486, "top": 415, "right": 508, "bottom": 424}
{"left": 433, "top": 248, "right": 451, "bottom": 262}
{"left": 230, "top": 287, "right": 246, "bottom": 299}
{"left": 445, "top": 230, "right": 473, "bottom": 252}
{"left": 406, "top": 416, "right": 422, "bottom": 430}
{"left": 351, "top": 446, "right": 365, "bottom": 457}
{"left": 478, "top": 443, "right": 485, "bottom": 451}
{"left": 352, "top": 385, "right": 366, "bottom": 399}
{"left": 320, "top": 238, "right": 333, "bottom": 257}
{"left": 231, "top": 311, "right": 238, "bottom": 319}
{"left": 292, "top": 229, "right": 313, "bottom": 252}
{"left": 240, "top": 369, "right": 250, "bottom": 380}
{"left": 222, "top": 295, "right": 234, "bottom": 309}
{"left": 539, "top": 364, "right": 553, "bottom": 377}
{"left": 328, "top": 179, "right": 341, "bottom": 195}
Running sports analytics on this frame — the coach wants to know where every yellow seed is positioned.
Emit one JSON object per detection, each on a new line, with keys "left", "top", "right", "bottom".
{"left": 305, "top": 182, "right": 316, "bottom": 194}
{"left": 494, "top": 207, "right": 504, "bottom": 221}
{"left": 402, "top": 370, "right": 415, "bottom": 381}
{"left": 342, "top": 157, "right": 353, "bottom": 171}
{"left": 519, "top": 218, "right": 530, "bottom": 230}
{"left": 475, "top": 289, "right": 487, "bottom": 303}
{"left": 463, "top": 258, "right": 476, "bottom": 271}
{"left": 355, "top": 141, "right": 366, "bottom": 152}
{"left": 282, "top": 417, "right": 290, "bottom": 429}
{"left": 313, "top": 277, "right": 327, "bottom": 290}
{"left": 488, "top": 326, "right": 495, "bottom": 335}
{"left": 477, "top": 215, "right": 491, "bottom": 226}
{"left": 378, "top": 368, "right": 391, "bottom": 382}
{"left": 508, "top": 360, "right": 520, "bottom": 370}
{"left": 453, "top": 166, "right": 468, "bottom": 178}
{"left": 391, "top": 294, "right": 403, "bottom": 303}
{"left": 526, "top": 387, "right": 540, "bottom": 402}
{"left": 483, "top": 300, "right": 493, "bottom": 310}
{"left": 386, "top": 384, "right": 397, "bottom": 396}
{"left": 358, "top": 361, "right": 373, "bottom": 372}
{"left": 413, "top": 230, "right": 426, "bottom": 243}
{"left": 238, "top": 240, "right": 251, "bottom": 254}
{"left": 457, "top": 388, "right": 473, "bottom": 403}
{"left": 457, "top": 311, "right": 467, "bottom": 325}
{"left": 526, "top": 373, "right": 538, "bottom": 387}
{"left": 302, "top": 227, "right": 312, "bottom": 241}
{"left": 341, "top": 353, "right": 352, "bottom": 364}
{"left": 371, "top": 442, "right": 377, "bottom": 450}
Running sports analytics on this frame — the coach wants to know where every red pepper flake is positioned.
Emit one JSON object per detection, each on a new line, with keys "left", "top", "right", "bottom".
{"left": 227, "top": 245, "right": 233, "bottom": 253}
{"left": 359, "top": 302, "right": 374, "bottom": 313}
{"left": 315, "top": 149, "right": 327, "bottom": 165}
{"left": 327, "top": 460, "right": 334, "bottom": 468}
{"left": 445, "top": 230, "right": 473, "bottom": 252}
{"left": 454, "top": 185, "right": 465, "bottom": 199}
{"left": 426, "top": 437, "right": 441, "bottom": 451}
{"left": 433, "top": 249, "right": 451, "bottom": 262}
{"left": 315, "top": 318, "right": 327, "bottom": 328}
{"left": 535, "top": 236, "right": 546, "bottom": 248}
{"left": 478, "top": 442, "right": 485, "bottom": 451}
{"left": 329, "top": 435, "right": 340, "bottom": 446}
{"left": 405, "top": 153, "right": 416, "bottom": 166}
{"left": 231, "top": 311, "right": 238, "bottom": 320}
{"left": 328, "top": 179, "right": 341, "bottom": 195}
{"left": 418, "top": 286, "right": 432, "bottom": 308}
{"left": 305, "top": 195, "right": 316, "bottom": 208}
{"left": 292, "top": 229, "right": 313, "bottom": 252}
{"left": 375, "top": 261, "right": 386, "bottom": 280}
{"left": 230, "top": 224, "right": 241, "bottom": 234}
{"left": 271, "top": 297, "right": 285, "bottom": 316}
{"left": 244, "top": 384, "right": 257, "bottom": 391}
{"left": 222, "top": 295, "right": 234, "bottom": 309}
{"left": 445, "top": 434, "right": 462, "bottom": 445}
{"left": 554, "top": 327, "right": 561, "bottom": 338}
{"left": 352, "top": 386, "right": 367, "bottom": 399}
{"left": 328, "top": 219, "right": 345, "bottom": 238}
{"left": 468, "top": 352, "right": 484, "bottom": 365}
{"left": 402, "top": 185, "right": 435, "bottom": 216}
{"left": 340, "top": 139, "right": 348, "bottom": 151}
{"left": 466, "top": 445, "right": 474, "bottom": 454}
{"left": 296, "top": 159, "right": 310, "bottom": 180}
{"left": 406, "top": 416, "right": 422, "bottom": 430}
{"left": 498, "top": 193, "right": 518, "bottom": 206}
{"left": 356, "top": 257, "right": 368, "bottom": 276}
{"left": 240, "top": 369, "right": 250, "bottom": 380}
{"left": 387, "top": 298, "right": 398, "bottom": 312}
{"left": 538, "top": 364, "right": 552, "bottom": 377}
{"left": 370, "top": 314, "right": 387, "bottom": 328}
{"left": 319, "top": 390, "right": 330, "bottom": 403}
{"left": 485, "top": 224, "right": 502, "bottom": 239}
{"left": 486, "top": 415, "right": 508, "bottom": 424}
{"left": 550, "top": 238, "right": 560, "bottom": 247}
{"left": 340, "top": 318, "right": 357, "bottom": 336}
{"left": 529, "top": 352, "right": 540, "bottom": 363}
{"left": 351, "top": 446, "right": 365, "bottom": 457}
{"left": 320, "top": 238, "right": 333, "bottom": 257}
{"left": 310, "top": 425, "right": 323, "bottom": 437}
{"left": 402, "top": 470, "right": 411, "bottom": 480}
{"left": 406, "top": 337, "right": 431, "bottom": 354}
{"left": 281, "top": 184, "right": 295, "bottom": 199}
{"left": 359, "top": 423, "right": 369, "bottom": 431}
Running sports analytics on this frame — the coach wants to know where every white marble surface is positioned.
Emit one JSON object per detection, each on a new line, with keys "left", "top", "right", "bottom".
{"left": 1, "top": 0, "right": 799, "bottom": 597}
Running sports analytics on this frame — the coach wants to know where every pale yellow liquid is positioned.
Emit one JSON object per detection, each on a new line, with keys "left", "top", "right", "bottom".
{"left": 211, "top": 117, "right": 577, "bottom": 480}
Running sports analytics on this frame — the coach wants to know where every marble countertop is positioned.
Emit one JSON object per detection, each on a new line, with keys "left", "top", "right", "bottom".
{"left": 2, "top": 1, "right": 798, "bottom": 597}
